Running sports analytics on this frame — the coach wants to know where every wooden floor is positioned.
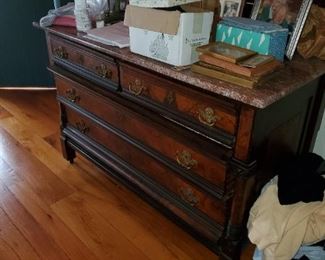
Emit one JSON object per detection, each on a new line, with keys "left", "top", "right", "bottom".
{"left": 0, "top": 89, "right": 254, "bottom": 260}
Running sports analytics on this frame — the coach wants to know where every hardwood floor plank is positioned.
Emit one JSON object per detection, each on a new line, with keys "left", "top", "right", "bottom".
{"left": 0, "top": 109, "right": 218, "bottom": 259}
{"left": 0, "top": 177, "right": 70, "bottom": 260}
{"left": 75, "top": 187, "right": 216, "bottom": 260}
{"left": 44, "top": 130, "right": 62, "bottom": 153}
{"left": 0, "top": 157, "right": 97, "bottom": 260}
{"left": 0, "top": 125, "right": 74, "bottom": 205}
{"left": 0, "top": 105, "right": 12, "bottom": 119}
{"left": 0, "top": 238, "right": 21, "bottom": 260}
{"left": 73, "top": 158, "right": 219, "bottom": 260}
{"left": 0, "top": 207, "right": 40, "bottom": 260}
{"left": 0, "top": 116, "right": 119, "bottom": 200}
{"left": 52, "top": 194, "right": 150, "bottom": 260}
{"left": 0, "top": 90, "right": 58, "bottom": 138}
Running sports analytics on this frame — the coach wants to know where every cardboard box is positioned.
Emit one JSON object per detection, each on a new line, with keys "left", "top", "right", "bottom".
{"left": 216, "top": 17, "right": 288, "bottom": 61}
{"left": 124, "top": 5, "right": 213, "bottom": 66}
{"left": 129, "top": 0, "right": 201, "bottom": 8}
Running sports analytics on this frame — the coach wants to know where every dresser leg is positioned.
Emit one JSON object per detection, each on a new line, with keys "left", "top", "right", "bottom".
{"left": 218, "top": 160, "right": 257, "bottom": 259}
{"left": 218, "top": 239, "right": 241, "bottom": 260}
{"left": 60, "top": 134, "right": 76, "bottom": 163}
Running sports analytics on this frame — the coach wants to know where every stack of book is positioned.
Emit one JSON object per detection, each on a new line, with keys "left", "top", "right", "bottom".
{"left": 191, "top": 42, "right": 283, "bottom": 88}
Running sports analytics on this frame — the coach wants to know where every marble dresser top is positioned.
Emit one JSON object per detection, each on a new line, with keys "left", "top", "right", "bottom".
{"left": 39, "top": 24, "right": 325, "bottom": 109}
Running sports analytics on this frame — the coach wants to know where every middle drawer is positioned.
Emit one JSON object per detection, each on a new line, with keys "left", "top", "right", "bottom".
{"left": 55, "top": 74, "right": 232, "bottom": 193}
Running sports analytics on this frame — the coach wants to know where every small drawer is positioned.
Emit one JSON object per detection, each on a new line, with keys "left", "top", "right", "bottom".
{"left": 55, "top": 74, "right": 233, "bottom": 194}
{"left": 64, "top": 107, "right": 227, "bottom": 226}
{"left": 49, "top": 34, "right": 119, "bottom": 90}
{"left": 119, "top": 63, "right": 239, "bottom": 138}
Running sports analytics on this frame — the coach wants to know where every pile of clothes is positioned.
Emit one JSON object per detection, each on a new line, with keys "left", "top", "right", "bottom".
{"left": 248, "top": 153, "right": 325, "bottom": 260}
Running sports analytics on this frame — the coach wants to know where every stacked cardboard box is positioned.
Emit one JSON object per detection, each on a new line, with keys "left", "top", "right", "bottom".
{"left": 124, "top": 0, "right": 214, "bottom": 66}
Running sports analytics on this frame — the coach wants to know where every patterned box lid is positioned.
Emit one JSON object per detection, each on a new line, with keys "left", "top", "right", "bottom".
{"left": 220, "top": 17, "right": 288, "bottom": 34}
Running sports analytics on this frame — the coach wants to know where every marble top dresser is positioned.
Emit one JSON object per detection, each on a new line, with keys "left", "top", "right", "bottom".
{"left": 37, "top": 24, "right": 325, "bottom": 259}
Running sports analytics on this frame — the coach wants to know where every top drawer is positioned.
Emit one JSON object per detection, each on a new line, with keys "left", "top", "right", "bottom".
{"left": 119, "top": 63, "right": 238, "bottom": 145}
{"left": 49, "top": 34, "right": 119, "bottom": 91}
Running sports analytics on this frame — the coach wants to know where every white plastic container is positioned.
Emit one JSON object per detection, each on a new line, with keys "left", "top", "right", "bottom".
{"left": 74, "top": 0, "right": 92, "bottom": 32}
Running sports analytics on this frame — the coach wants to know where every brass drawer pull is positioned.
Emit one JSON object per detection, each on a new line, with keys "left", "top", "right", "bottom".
{"left": 95, "top": 64, "right": 112, "bottom": 79}
{"left": 179, "top": 187, "right": 199, "bottom": 207}
{"left": 198, "top": 107, "right": 220, "bottom": 127}
{"left": 65, "top": 89, "right": 80, "bottom": 103}
{"left": 128, "top": 79, "right": 145, "bottom": 96}
{"left": 53, "top": 46, "right": 68, "bottom": 59}
{"left": 176, "top": 150, "right": 197, "bottom": 170}
{"left": 75, "top": 120, "right": 89, "bottom": 134}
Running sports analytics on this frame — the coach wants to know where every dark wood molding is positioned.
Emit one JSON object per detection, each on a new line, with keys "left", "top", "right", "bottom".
{"left": 234, "top": 106, "right": 255, "bottom": 161}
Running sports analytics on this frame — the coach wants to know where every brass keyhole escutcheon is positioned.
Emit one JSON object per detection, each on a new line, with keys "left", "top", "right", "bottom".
{"left": 164, "top": 91, "right": 176, "bottom": 106}
{"left": 75, "top": 120, "right": 90, "bottom": 134}
{"left": 77, "top": 53, "right": 85, "bottom": 64}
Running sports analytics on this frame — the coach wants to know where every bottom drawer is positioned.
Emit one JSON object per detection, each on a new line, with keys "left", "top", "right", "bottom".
{"left": 64, "top": 105, "right": 228, "bottom": 227}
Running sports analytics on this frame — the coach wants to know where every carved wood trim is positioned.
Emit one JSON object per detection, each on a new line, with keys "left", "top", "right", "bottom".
{"left": 234, "top": 106, "right": 255, "bottom": 161}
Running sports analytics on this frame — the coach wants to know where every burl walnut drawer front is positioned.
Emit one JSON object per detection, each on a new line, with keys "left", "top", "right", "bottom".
{"left": 120, "top": 63, "right": 238, "bottom": 139}
{"left": 64, "top": 107, "right": 227, "bottom": 226}
{"left": 55, "top": 75, "right": 231, "bottom": 192}
{"left": 49, "top": 35, "right": 119, "bottom": 90}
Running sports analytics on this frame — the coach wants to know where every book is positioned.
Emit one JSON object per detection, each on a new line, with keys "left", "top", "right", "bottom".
{"left": 191, "top": 62, "right": 259, "bottom": 88}
{"left": 84, "top": 21, "right": 130, "bottom": 48}
{"left": 196, "top": 42, "right": 256, "bottom": 63}
{"left": 199, "top": 53, "right": 282, "bottom": 78}
{"left": 238, "top": 54, "right": 274, "bottom": 68}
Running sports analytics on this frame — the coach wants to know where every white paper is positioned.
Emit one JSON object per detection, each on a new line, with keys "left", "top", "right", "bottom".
{"left": 85, "top": 21, "right": 130, "bottom": 48}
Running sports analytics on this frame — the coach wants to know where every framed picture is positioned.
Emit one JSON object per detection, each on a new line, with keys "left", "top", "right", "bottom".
{"left": 197, "top": 42, "right": 256, "bottom": 63}
{"left": 220, "top": 0, "right": 243, "bottom": 17}
{"left": 251, "top": 0, "right": 313, "bottom": 60}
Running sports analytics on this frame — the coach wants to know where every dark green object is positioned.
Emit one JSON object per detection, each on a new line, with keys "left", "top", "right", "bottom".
{"left": 0, "top": 0, "right": 67, "bottom": 87}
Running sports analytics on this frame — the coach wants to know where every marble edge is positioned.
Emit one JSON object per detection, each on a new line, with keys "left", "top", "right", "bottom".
{"left": 42, "top": 25, "right": 325, "bottom": 109}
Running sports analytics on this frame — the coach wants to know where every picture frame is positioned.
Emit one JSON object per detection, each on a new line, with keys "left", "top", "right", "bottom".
{"left": 251, "top": 0, "right": 313, "bottom": 60}
{"left": 220, "top": 0, "right": 243, "bottom": 17}
{"left": 197, "top": 42, "right": 256, "bottom": 63}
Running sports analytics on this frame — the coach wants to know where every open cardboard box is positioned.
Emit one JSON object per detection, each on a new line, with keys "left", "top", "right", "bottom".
{"left": 124, "top": 5, "right": 213, "bottom": 66}
{"left": 129, "top": 0, "right": 201, "bottom": 8}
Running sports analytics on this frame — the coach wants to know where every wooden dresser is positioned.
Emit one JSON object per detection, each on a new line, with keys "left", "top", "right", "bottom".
{"left": 38, "top": 24, "right": 325, "bottom": 259}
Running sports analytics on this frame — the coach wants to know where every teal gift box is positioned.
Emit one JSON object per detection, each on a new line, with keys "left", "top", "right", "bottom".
{"left": 216, "top": 17, "right": 288, "bottom": 61}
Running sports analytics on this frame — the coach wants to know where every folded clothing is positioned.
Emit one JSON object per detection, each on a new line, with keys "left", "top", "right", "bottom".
{"left": 247, "top": 177, "right": 325, "bottom": 260}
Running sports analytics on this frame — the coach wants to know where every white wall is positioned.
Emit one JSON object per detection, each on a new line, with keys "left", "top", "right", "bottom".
{"left": 313, "top": 112, "right": 325, "bottom": 158}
